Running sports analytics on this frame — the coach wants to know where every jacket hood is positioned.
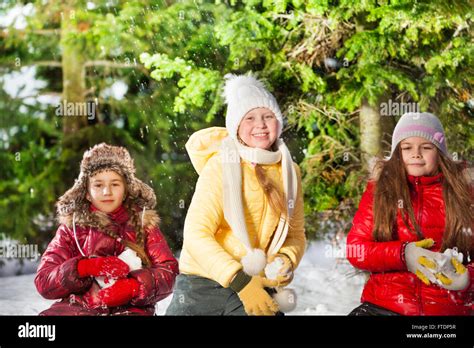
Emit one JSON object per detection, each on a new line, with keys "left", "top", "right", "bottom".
{"left": 58, "top": 205, "right": 160, "bottom": 231}
{"left": 185, "top": 127, "right": 229, "bottom": 175}
{"left": 58, "top": 203, "right": 160, "bottom": 250}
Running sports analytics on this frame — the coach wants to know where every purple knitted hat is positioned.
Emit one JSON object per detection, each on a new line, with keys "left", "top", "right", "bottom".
{"left": 390, "top": 112, "right": 448, "bottom": 157}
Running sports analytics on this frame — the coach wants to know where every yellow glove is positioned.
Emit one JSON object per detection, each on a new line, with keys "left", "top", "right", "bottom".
{"left": 266, "top": 253, "right": 294, "bottom": 287}
{"left": 229, "top": 271, "right": 279, "bottom": 316}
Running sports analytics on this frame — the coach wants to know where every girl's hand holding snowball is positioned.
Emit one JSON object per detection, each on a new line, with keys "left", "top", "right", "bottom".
{"left": 265, "top": 253, "right": 293, "bottom": 287}
{"left": 404, "top": 239, "right": 443, "bottom": 285}
{"left": 264, "top": 254, "right": 298, "bottom": 313}
{"left": 405, "top": 239, "right": 469, "bottom": 290}
{"left": 77, "top": 256, "right": 130, "bottom": 278}
{"left": 83, "top": 249, "right": 146, "bottom": 308}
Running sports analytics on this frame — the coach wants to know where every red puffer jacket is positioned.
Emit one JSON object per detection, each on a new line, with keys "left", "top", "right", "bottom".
{"left": 35, "top": 206, "right": 179, "bottom": 315}
{"left": 347, "top": 173, "right": 474, "bottom": 315}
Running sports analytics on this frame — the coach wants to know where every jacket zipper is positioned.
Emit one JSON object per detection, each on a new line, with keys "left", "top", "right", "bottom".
{"left": 414, "top": 177, "right": 424, "bottom": 315}
{"left": 415, "top": 178, "right": 423, "bottom": 231}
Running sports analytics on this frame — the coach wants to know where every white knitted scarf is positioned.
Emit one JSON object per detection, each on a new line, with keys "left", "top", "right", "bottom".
{"left": 220, "top": 136, "right": 298, "bottom": 275}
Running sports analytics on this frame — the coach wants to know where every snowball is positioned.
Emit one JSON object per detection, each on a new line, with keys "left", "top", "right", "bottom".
{"left": 96, "top": 276, "right": 116, "bottom": 289}
{"left": 443, "top": 248, "right": 463, "bottom": 263}
{"left": 118, "top": 248, "right": 142, "bottom": 271}
{"left": 265, "top": 257, "right": 284, "bottom": 280}
{"left": 434, "top": 248, "right": 464, "bottom": 275}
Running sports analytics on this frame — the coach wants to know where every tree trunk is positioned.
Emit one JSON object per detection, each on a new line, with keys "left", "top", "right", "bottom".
{"left": 60, "top": 5, "right": 88, "bottom": 134}
{"left": 359, "top": 100, "right": 382, "bottom": 173}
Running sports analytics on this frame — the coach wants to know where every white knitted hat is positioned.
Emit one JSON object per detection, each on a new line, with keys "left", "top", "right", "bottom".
{"left": 222, "top": 73, "right": 283, "bottom": 139}
{"left": 390, "top": 112, "right": 448, "bottom": 157}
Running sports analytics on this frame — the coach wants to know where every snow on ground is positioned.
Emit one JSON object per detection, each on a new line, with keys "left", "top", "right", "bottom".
{"left": 0, "top": 241, "right": 366, "bottom": 315}
{"left": 289, "top": 241, "right": 366, "bottom": 315}
{"left": 0, "top": 273, "right": 53, "bottom": 315}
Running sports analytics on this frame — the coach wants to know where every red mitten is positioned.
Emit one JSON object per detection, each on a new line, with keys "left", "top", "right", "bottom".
{"left": 97, "top": 278, "right": 140, "bottom": 307}
{"left": 77, "top": 256, "right": 130, "bottom": 278}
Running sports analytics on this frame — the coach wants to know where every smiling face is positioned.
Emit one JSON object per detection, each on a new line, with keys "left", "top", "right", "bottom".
{"left": 86, "top": 170, "right": 126, "bottom": 213}
{"left": 237, "top": 107, "right": 279, "bottom": 150}
{"left": 400, "top": 137, "right": 439, "bottom": 177}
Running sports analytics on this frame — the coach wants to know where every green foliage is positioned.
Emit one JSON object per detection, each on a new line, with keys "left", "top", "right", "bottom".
{"left": 143, "top": 0, "right": 473, "bottom": 238}
{"left": 0, "top": 0, "right": 226, "bottom": 250}
{"left": 1, "top": 0, "right": 472, "bottom": 246}
{"left": 140, "top": 52, "right": 222, "bottom": 119}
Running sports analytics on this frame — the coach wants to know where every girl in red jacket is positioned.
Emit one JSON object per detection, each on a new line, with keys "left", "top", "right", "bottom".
{"left": 347, "top": 112, "right": 473, "bottom": 315}
{"left": 35, "top": 143, "right": 178, "bottom": 315}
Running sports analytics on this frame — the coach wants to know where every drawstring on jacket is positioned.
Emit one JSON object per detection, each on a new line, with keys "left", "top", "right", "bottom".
{"left": 141, "top": 206, "right": 146, "bottom": 229}
{"left": 72, "top": 212, "right": 86, "bottom": 257}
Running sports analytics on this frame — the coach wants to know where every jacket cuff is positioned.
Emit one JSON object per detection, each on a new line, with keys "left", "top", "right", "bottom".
{"left": 381, "top": 240, "right": 408, "bottom": 271}
{"left": 129, "top": 268, "right": 155, "bottom": 306}
{"left": 229, "top": 270, "right": 252, "bottom": 293}
{"left": 59, "top": 256, "right": 92, "bottom": 293}
{"left": 400, "top": 241, "right": 409, "bottom": 270}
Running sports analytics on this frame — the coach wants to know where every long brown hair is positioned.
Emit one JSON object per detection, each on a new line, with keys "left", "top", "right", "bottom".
{"left": 372, "top": 144, "right": 473, "bottom": 258}
{"left": 255, "top": 164, "right": 287, "bottom": 218}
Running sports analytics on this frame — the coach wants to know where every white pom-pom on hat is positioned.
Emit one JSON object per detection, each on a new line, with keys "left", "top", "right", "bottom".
{"left": 222, "top": 74, "right": 267, "bottom": 105}
{"left": 222, "top": 72, "right": 283, "bottom": 139}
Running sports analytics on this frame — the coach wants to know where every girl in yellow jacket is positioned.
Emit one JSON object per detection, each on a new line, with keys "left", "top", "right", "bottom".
{"left": 166, "top": 73, "right": 306, "bottom": 316}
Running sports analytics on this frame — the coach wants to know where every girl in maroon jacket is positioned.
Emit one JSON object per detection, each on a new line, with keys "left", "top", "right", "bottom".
{"left": 347, "top": 112, "right": 473, "bottom": 316}
{"left": 35, "top": 143, "right": 178, "bottom": 315}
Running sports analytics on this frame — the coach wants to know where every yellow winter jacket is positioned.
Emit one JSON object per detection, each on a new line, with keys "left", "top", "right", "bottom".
{"left": 179, "top": 127, "right": 307, "bottom": 287}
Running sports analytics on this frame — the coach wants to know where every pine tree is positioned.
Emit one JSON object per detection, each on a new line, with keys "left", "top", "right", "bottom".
{"left": 142, "top": 0, "right": 473, "bottom": 237}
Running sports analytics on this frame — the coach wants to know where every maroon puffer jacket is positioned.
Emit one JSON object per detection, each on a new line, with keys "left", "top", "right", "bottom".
{"left": 347, "top": 173, "right": 474, "bottom": 315}
{"left": 35, "top": 208, "right": 178, "bottom": 316}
